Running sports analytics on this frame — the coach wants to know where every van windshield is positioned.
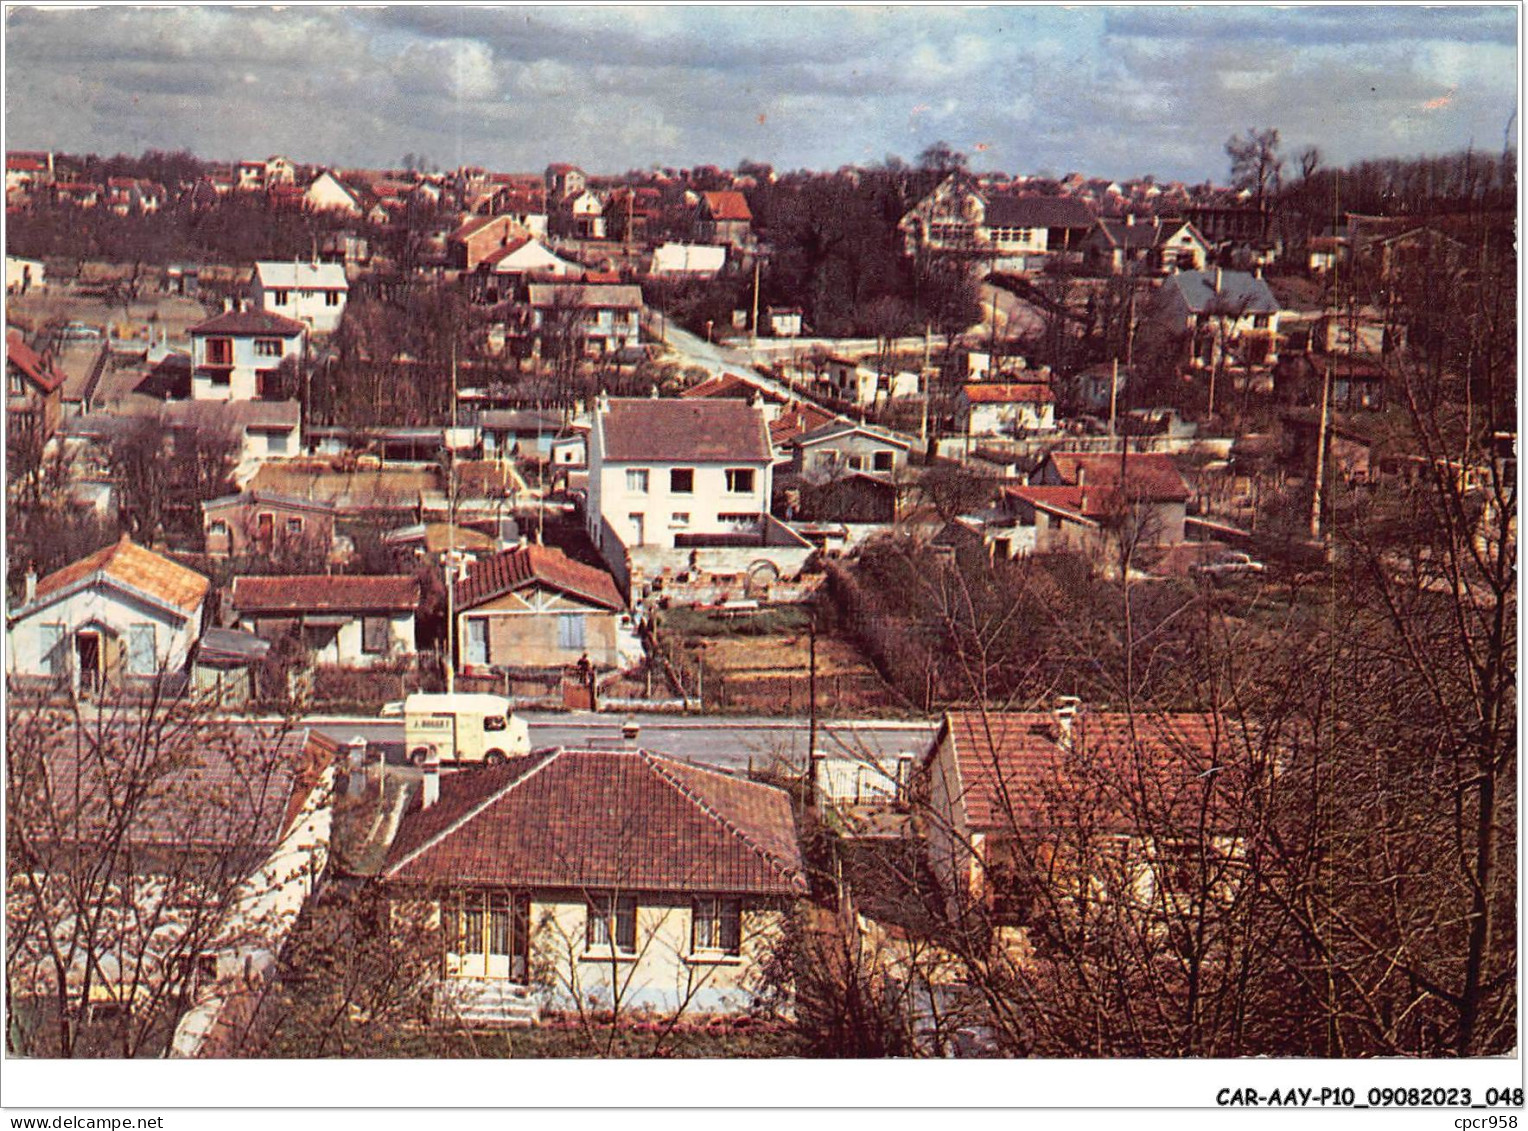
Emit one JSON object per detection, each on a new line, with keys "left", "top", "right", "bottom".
{"left": 483, "top": 716, "right": 508, "bottom": 732}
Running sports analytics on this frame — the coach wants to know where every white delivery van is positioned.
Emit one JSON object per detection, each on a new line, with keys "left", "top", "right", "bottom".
{"left": 402, "top": 692, "right": 531, "bottom": 766}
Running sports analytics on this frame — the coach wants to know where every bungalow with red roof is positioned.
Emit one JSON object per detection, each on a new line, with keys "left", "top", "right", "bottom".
{"left": 7, "top": 327, "right": 66, "bottom": 445}
{"left": 695, "top": 190, "right": 754, "bottom": 250}
{"left": 922, "top": 704, "right": 1256, "bottom": 928}
{"left": 230, "top": 574, "right": 419, "bottom": 668}
{"left": 6, "top": 535, "right": 210, "bottom": 695}
{"left": 455, "top": 543, "right": 628, "bottom": 672}
{"left": 1001, "top": 450, "right": 1192, "bottom": 560}
{"left": 11, "top": 719, "right": 331, "bottom": 1057}
{"left": 380, "top": 746, "right": 807, "bottom": 1017}
{"left": 958, "top": 382, "right": 1056, "bottom": 436}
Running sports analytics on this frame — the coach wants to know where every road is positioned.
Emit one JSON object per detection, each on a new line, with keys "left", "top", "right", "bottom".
{"left": 308, "top": 712, "right": 940, "bottom": 773}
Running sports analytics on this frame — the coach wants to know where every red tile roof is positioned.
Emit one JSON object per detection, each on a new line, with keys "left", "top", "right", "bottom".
{"left": 598, "top": 397, "right": 771, "bottom": 463}
{"left": 231, "top": 574, "right": 420, "bottom": 614}
{"left": 32, "top": 535, "right": 209, "bottom": 616}
{"left": 383, "top": 748, "right": 807, "bottom": 895}
{"left": 939, "top": 710, "right": 1243, "bottom": 832}
{"left": 680, "top": 371, "right": 781, "bottom": 402}
{"left": 6, "top": 329, "right": 65, "bottom": 394}
{"left": 455, "top": 544, "right": 624, "bottom": 612}
{"left": 1043, "top": 451, "right": 1190, "bottom": 503}
{"left": 962, "top": 382, "right": 1055, "bottom": 404}
{"left": 189, "top": 309, "right": 307, "bottom": 337}
{"left": 702, "top": 190, "right": 752, "bottom": 222}
{"left": 769, "top": 401, "right": 838, "bottom": 448}
{"left": 24, "top": 721, "right": 320, "bottom": 853}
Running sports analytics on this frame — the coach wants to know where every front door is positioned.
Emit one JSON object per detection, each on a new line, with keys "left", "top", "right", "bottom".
{"left": 76, "top": 631, "right": 101, "bottom": 695}
{"left": 447, "top": 891, "right": 531, "bottom": 981}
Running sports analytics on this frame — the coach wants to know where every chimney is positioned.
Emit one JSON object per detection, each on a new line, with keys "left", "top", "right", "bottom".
{"left": 621, "top": 719, "right": 641, "bottom": 748}
{"left": 24, "top": 570, "right": 36, "bottom": 605}
{"left": 222, "top": 296, "right": 234, "bottom": 314}
{"left": 1053, "top": 695, "right": 1081, "bottom": 748}
{"left": 1214, "top": 266, "right": 1223, "bottom": 294}
{"left": 420, "top": 757, "right": 440, "bottom": 810}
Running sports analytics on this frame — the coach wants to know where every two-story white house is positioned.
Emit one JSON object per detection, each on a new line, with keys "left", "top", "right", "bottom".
{"left": 251, "top": 261, "right": 349, "bottom": 334}
{"left": 589, "top": 396, "right": 774, "bottom": 554}
{"left": 189, "top": 309, "right": 307, "bottom": 402}
{"left": 526, "top": 284, "right": 642, "bottom": 357}
{"left": 1151, "top": 268, "right": 1283, "bottom": 369}
{"left": 587, "top": 396, "right": 814, "bottom": 602}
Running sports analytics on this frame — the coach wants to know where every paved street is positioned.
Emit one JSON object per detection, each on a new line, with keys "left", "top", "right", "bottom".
{"left": 308, "top": 711, "right": 940, "bottom": 773}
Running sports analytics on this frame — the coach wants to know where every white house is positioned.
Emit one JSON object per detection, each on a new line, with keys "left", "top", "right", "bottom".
{"left": 303, "top": 170, "right": 365, "bottom": 216}
{"left": 230, "top": 574, "right": 418, "bottom": 669}
{"left": 650, "top": 243, "right": 728, "bottom": 278}
{"left": 588, "top": 396, "right": 775, "bottom": 555}
{"left": 6, "top": 535, "right": 210, "bottom": 695}
{"left": 525, "top": 284, "right": 642, "bottom": 356}
{"left": 1152, "top": 268, "right": 1283, "bottom": 368}
{"left": 189, "top": 309, "right": 307, "bottom": 402}
{"left": 6, "top": 255, "right": 46, "bottom": 295}
{"left": 380, "top": 747, "right": 806, "bottom": 1019}
{"left": 959, "top": 383, "right": 1057, "bottom": 435}
{"left": 822, "top": 356, "right": 880, "bottom": 408}
{"left": 251, "top": 261, "right": 349, "bottom": 334}
{"left": 480, "top": 237, "right": 582, "bottom": 280}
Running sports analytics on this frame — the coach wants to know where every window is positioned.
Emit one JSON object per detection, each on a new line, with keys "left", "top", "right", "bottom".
{"left": 466, "top": 617, "right": 489, "bottom": 665}
{"left": 724, "top": 468, "right": 755, "bottom": 494}
{"left": 361, "top": 616, "right": 389, "bottom": 655}
{"left": 254, "top": 338, "right": 283, "bottom": 359}
{"left": 558, "top": 613, "right": 586, "bottom": 651}
{"left": 38, "top": 623, "right": 65, "bottom": 677}
{"left": 718, "top": 513, "right": 758, "bottom": 526}
{"left": 325, "top": 290, "right": 342, "bottom": 306}
{"left": 586, "top": 893, "right": 637, "bottom": 953}
{"left": 669, "top": 468, "right": 694, "bottom": 494}
{"left": 1252, "top": 314, "right": 1270, "bottom": 329}
{"left": 270, "top": 289, "right": 289, "bottom": 306}
{"left": 483, "top": 715, "right": 507, "bottom": 732}
{"left": 207, "top": 520, "right": 229, "bottom": 542}
{"left": 872, "top": 451, "right": 895, "bottom": 473}
{"left": 691, "top": 897, "right": 741, "bottom": 955}
{"left": 626, "top": 468, "right": 649, "bottom": 494}
{"left": 627, "top": 513, "right": 645, "bottom": 546}
{"left": 9, "top": 369, "right": 26, "bottom": 397}
{"left": 127, "top": 624, "right": 156, "bottom": 676}
{"left": 284, "top": 516, "right": 303, "bottom": 535}
{"left": 670, "top": 512, "right": 690, "bottom": 528}
{"left": 208, "top": 369, "right": 231, "bottom": 388}
{"left": 205, "top": 338, "right": 233, "bottom": 366}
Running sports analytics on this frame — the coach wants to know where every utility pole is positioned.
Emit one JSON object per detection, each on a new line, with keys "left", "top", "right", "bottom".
{"left": 806, "top": 614, "right": 818, "bottom": 798}
{"left": 750, "top": 256, "right": 761, "bottom": 349}
{"left": 1108, "top": 357, "right": 1119, "bottom": 438}
{"left": 445, "top": 340, "right": 458, "bottom": 694}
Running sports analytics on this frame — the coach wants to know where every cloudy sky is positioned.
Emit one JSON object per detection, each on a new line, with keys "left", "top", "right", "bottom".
{"left": 3, "top": 4, "right": 1517, "bottom": 182}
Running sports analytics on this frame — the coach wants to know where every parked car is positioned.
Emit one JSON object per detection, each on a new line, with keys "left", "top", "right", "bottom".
{"left": 58, "top": 322, "right": 103, "bottom": 341}
{"left": 1192, "top": 550, "right": 1266, "bottom": 580}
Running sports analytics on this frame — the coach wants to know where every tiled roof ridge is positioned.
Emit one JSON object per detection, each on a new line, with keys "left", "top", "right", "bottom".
{"left": 639, "top": 751, "right": 800, "bottom": 888}
{"left": 382, "top": 750, "right": 560, "bottom": 879}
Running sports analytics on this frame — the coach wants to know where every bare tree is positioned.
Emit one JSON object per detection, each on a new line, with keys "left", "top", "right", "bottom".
{"left": 5, "top": 690, "right": 323, "bottom": 1057}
